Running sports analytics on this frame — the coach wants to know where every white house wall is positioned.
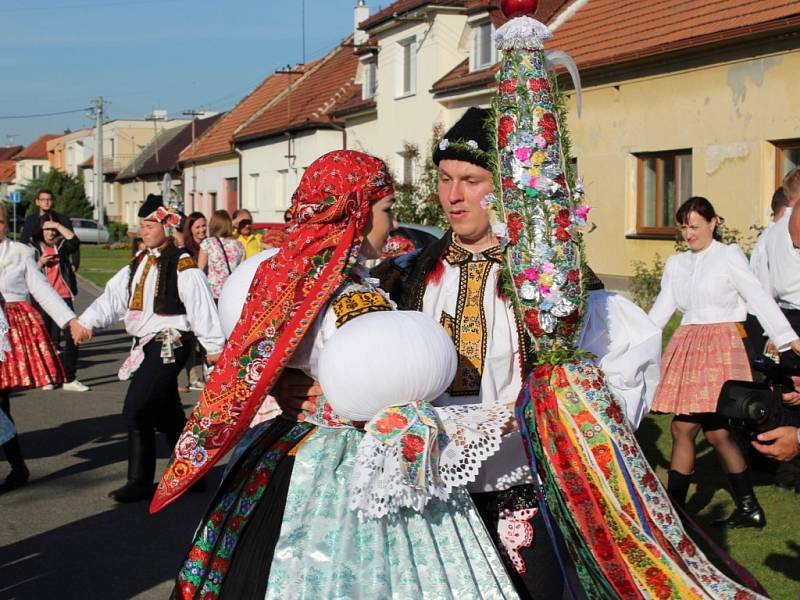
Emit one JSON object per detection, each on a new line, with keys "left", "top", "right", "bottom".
{"left": 238, "top": 129, "right": 344, "bottom": 222}
{"left": 182, "top": 157, "right": 238, "bottom": 216}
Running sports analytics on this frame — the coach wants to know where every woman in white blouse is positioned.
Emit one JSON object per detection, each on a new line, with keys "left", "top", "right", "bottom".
{"left": 0, "top": 205, "right": 83, "bottom": 491}
{"left": 649, "top": 196, "right": 800, "bottom": 529}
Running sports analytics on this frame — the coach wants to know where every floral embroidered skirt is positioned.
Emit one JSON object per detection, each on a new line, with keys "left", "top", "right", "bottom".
{"left": 0, "top": 301, "right": 64, "bottom": 391}
{"left": 651, "top": 323, "right": 751, "bottom": 415}
{"left": 175, "top": 419, "right": 517, "bottom": 600}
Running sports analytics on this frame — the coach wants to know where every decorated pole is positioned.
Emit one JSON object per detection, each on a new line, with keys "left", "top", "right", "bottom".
{"left": 493, "top": 2, "right": 767, "bottom": 598}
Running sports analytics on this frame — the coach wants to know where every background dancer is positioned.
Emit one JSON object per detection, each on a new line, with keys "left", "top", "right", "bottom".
{"left": 75, "top": 194, "right": 224, "bottom": 503}
{"left": 0, "top": 205, "right": 82, "bottom": 492}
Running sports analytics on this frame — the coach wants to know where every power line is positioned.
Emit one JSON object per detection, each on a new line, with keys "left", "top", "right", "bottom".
{"left": 0, "top": 107, "right": 91, "bottom": 120}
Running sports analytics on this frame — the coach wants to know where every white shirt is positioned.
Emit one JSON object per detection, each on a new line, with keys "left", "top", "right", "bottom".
{"left": 422, "top": 247, "right": 531, "bottom": 493}
{"left": 649, "top": 240, "right": 797, "bottom": 351}
{"left": 578, "top": 290, "right": 661, "bottom": 430}
{"left": 762, "top": 207, "right": 800, "bottom": 310}
{"left": 0, "top": 238, "right": 75, "bottom": 328}
{"left": 79, "top": 250, "right": 225, "bottom": 354}
{"left": 748, "top": 221, "right": 775, "bottom": 306}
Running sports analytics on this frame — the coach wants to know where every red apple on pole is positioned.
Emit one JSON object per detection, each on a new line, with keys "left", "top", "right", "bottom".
{"left": 500, "top": 0, "right": 539, "bottom": 19}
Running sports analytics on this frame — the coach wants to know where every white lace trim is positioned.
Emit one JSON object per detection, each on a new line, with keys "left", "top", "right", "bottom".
{"left": 348, "top": 403, "right": 511, "bottom": 520}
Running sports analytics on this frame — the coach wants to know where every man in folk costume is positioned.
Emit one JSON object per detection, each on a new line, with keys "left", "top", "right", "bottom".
{"left": 374, "top": 109, "right": 565, "bottom": 597}
{"left": 77, "top": 194, "right": 224, "bottom": 502}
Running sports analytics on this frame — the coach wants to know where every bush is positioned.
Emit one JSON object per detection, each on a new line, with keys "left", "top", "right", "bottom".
{"left": 22, "top": 169, "right": 93, "bottom": 219}
{"left": 391, "top": 124, "right": 450, "bottom": 230}
{"left": 107, "top": 221, "right": 129, "bottom": 243}
{"left": 630, "top": 253, "right": 664, "bottom": 312}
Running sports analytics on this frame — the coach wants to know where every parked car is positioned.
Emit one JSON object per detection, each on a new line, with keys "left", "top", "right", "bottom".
{"left": 395, "top": 222, "right": 444, "bottom": 248}
{"left": 70, "top": 218, "right": 110, "bottom": 244}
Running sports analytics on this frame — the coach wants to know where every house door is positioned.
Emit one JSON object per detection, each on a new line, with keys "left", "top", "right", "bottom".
{"left": 225, "top": 177, "right": 238, "bottom": 215}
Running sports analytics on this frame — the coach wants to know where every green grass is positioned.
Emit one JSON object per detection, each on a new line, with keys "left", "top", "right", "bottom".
{"left": 77, "top": 246, "right": 132, "bottom": 287}
{"left": 636, "top": 312, "right": 800, "bottom": 599}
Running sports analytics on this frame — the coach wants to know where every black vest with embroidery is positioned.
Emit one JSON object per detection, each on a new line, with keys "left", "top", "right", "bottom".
{"left": 128, "top": 243, "right": 188, "bottom": 316}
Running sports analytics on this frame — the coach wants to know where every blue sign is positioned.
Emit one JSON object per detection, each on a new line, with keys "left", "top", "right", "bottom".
{"left": 7, "top": 191, "right": 21, "bottom": 204}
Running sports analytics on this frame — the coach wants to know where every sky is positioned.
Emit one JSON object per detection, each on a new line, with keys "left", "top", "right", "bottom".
{"left": 0, "top": 0, "right": 372, "bottom": 147}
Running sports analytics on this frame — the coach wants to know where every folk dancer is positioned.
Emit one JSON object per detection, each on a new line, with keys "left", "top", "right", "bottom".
{"left": 76, "top": 194, "right": 224, "bottom": 502}
{"left": 0, "top": 205, "right": 82, "bottom": 491}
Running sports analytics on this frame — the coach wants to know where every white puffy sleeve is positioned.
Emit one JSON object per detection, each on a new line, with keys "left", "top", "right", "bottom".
{"left": 727, "top": 244, "right": 798, "bottom": 351}
{"left": 79, "top": 266, "right": 131, "bottom": 330}
{"left": 579, "top": 291, "right": 661, "bottom": 430}
{"left": 23, "top": 256, "right": 75, "bottom": 328}
{"left": 648, "top": 256, "right": 678, "bottom": 330}
{"left": 749, "top": 234, "right": 773, "bottom": 298}
{"left": 177, "top": 267, "right": 225, "bottom": 354}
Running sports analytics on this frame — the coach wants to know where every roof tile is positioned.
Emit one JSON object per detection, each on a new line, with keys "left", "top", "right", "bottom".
{"left": 234, "top": 41, "right": 361, "bottom": 142}
{"left": 0, "top": 146, "right": 22, "bottom": 161}
{"left": 15, "top": 134, "right": 59, "bottom": 160}
{"left": 0, "top": 160, "right": 15, "bottom": 182}
{"left": 179, "top": 69, "right": 314, "bottom": 164}
{"left": 360, "top": 0, "right": 467, "bottom": 31}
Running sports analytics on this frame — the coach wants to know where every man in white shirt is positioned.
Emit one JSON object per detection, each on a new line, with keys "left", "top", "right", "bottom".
{"left": 758, "top": 169, "right": 800, "bottom": 492}
{"left": 76, "top": 195, "right": 225, "bottom": 502}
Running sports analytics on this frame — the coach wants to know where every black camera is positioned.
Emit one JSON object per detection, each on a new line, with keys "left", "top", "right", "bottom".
{"left": 716, "top": 358, "right": 800, "bottom": 438}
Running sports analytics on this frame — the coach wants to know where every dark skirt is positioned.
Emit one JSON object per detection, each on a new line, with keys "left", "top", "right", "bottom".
{"left": 173, "top": 418, "right": 313, "bottom": 600}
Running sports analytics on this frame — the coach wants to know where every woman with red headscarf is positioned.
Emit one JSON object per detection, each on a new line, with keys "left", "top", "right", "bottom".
{"left": 153, "top": 151, "right": 516, "bottom": 599}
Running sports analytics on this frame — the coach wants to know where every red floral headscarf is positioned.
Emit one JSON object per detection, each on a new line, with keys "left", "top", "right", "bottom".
{"left": 151, "top": 150, "right": 393, "bottom": 512}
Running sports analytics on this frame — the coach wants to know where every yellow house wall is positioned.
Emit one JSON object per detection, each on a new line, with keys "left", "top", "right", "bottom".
{"left": 565, "top": 49, "right": 800, "bottom": 281}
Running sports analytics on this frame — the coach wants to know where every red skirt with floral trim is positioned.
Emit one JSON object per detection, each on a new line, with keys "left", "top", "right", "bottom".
{"left": 0, "top": 301, "right": 65, "bottom": 390}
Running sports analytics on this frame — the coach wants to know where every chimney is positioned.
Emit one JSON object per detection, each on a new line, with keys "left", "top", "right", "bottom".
{"left": 354, "top": 0, "right": 369, "bottom": 46}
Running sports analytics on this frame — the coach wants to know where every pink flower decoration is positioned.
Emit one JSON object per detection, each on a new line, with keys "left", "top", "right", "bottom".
{"left": 534, "top": 134, "right": 547, "bottom": 149}
{"left": 540, "top": 286, "right": 551, "bottom": 296}
{"left": 514, "top": 146, "right": 533, "bottom": 162}
{"left": 541, "top": 262, "right": 556, "bottom": 274}
{"left": 575, "top": 205, "right": 591, "bottom": 220}
{"left": 523, "top": 267, "right": 539, "bottom": 281}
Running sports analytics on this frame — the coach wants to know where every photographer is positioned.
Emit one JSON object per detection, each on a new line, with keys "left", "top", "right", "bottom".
{"left": 752, "top": 376, "right": 800, "bottom": 462}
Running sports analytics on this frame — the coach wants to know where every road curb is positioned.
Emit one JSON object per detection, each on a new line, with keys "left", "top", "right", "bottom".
{"left": 76, "top": 273, "right": 104, "bottom": 295}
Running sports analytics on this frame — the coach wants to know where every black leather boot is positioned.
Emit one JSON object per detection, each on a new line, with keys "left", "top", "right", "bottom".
{"left": 713, "top": 470, "right": 766, "bottom": 529}
{"left": 1, "top": 435, "right": 30, "bottom": 492}
{"left": 666, "top": 470, "right": 692, "bottom": 509}
{"left": 109, "top": 429, "right": 157, "bottom": 503}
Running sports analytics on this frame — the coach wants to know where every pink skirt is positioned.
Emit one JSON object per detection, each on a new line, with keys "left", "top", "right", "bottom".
{"left": 0, "top": 301, "right": 65, "bottom": 390}
{"left": 651, "top": 323, "right": 752, "bottom": 415}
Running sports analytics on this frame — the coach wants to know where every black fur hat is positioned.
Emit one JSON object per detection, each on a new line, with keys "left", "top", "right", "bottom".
{"left": 432, "top": 107, "right": 493, "bottom": 170}
{"left": 138, "top": 194, "right": 164, "bottom": 218}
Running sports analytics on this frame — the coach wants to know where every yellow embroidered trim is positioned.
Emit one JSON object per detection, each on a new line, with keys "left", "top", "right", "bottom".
{"left": 332, "top": 290, "right": 392, "bottom": 328}
{"left": 443, "top": 259, "right": 493, "bottom": 396}
{"left": 177, "top": 256, "right": 197, "bottom": 272}
{"left": 129, "top": 255, "right": 156, "bottom": 311}
{"left": 288, "top": 428, "right": 316, "bottom": 456}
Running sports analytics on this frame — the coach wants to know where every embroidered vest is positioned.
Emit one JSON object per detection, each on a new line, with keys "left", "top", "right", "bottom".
{"left": 128, "top": 243, "right": 195, "bottom": 316}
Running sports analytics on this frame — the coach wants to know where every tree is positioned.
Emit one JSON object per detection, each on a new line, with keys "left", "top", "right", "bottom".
{"left": 391, "top": 124, "right": 450, "bottom": 230}
{"left": 22, "top": 169, "right": 93, "bottom": 218}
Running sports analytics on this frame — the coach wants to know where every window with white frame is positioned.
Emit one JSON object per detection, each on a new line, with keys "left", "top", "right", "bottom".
{"left": 398, "top": 151, "right": 415, "bottom": 186}
{"left": 363, "top": 59, "right": 378, "bottom": 100}
{"left": 472, "top": 19, "right": 496, "bottom": 71}
{"left": 32, "top": 164, "right": 43, "bottom": 179}
{"left": 250, "top": 173, "right": 260, "bottom": 206}
{"left": 397, "top": 37, "right": 417, "bottom": 98}
{"left": 275, "top": 169, "right": 290, "bottom": 210}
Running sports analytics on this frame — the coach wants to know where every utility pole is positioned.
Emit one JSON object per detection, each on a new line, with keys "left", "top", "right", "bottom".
{"left": 301, "top": 0, "right": 306, "bottom": 64}
{"left": 183, "top": 109, "right": 203, "bottom": 213}
{"left": 145, "top": 111, "right": 165, "bottom": 163}
{"left": 92, "top": 97, "right": 105, "bottom": 224}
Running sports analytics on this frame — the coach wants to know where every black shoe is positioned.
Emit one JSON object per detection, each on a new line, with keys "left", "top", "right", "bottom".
{"left": 0, "top": 465, "right": 30, "bottom": 493}
{"left": 712, "top": 470, "right": 766, "bottom": 529}
{"left": 109, "top": 429, "right": 156, "bottom": 503}
{"left": 712, "top": 495, "right": 766, "bottom": 529}
{"left": 108, "top": 481, "right": 156, "bottom": 503}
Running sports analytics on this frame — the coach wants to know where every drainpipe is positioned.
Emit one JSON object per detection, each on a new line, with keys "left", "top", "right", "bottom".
{"left": 328, "top": 121, "right": 347, "bottom": 150}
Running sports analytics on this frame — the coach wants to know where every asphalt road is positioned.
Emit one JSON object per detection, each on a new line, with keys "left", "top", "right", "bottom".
{"left": 0, "top": 280, "right": 227, "bottom": 600}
